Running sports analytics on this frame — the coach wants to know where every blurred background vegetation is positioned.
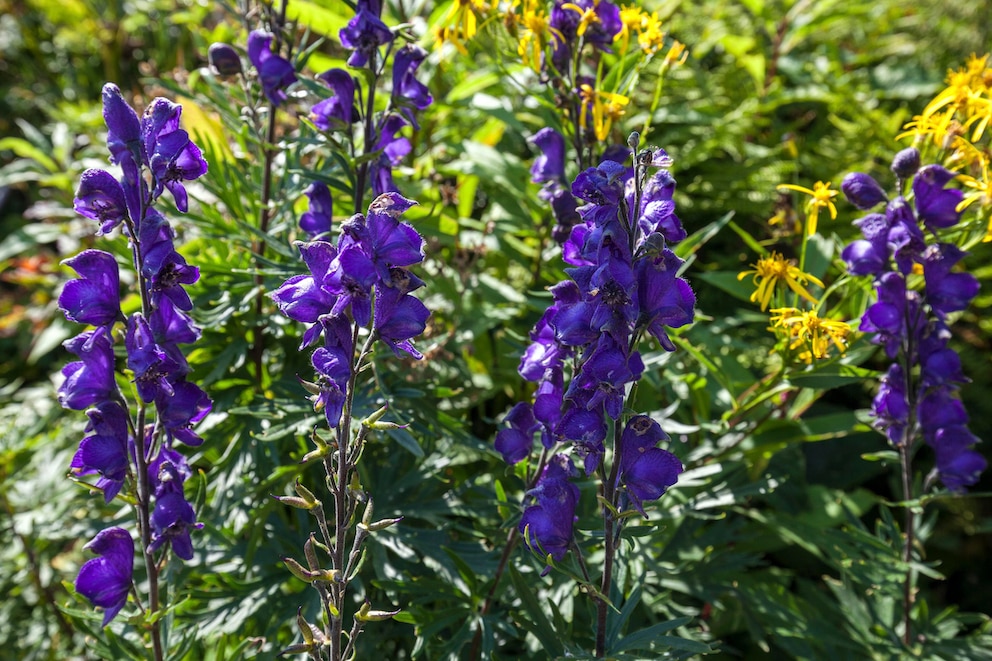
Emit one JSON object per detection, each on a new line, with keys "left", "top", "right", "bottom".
{"left": 1, "top": 0, "right": 990, "bottom": 658}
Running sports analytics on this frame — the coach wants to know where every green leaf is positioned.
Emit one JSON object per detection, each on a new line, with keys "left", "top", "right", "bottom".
{"left": 507, "top": 565, "right": 563, "bottom": 655}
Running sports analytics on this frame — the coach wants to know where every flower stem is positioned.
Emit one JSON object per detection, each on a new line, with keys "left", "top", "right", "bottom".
{"left": 900, "top": 442, "right": 915, "bottom": 647}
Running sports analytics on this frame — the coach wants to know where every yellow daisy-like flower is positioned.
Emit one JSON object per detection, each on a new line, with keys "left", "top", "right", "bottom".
{"left": 615, "top": 5, "right": 648, "bottom": 54}
{"left": 776, "top": 181, "right": 838, "bottom": 236}
{"left": 515, "top": 0, "right": 559, "bottom": 72}
{"left": 637, "top": 12, "right": 666, "bottom": 55}
{"left": 562, "top": 0, "right": 601, "bottom": 38}
{"left": 769, "top": 307, "right": 851, "bottom": 362}
{"left": 435, "top": 0, "right": 488, "bottom": 55}
{"left": 955, "top": 160, "right": 992, "bottom": 240}
{"left": 737, "top": 251, "right": 824, "bottom": 311}
{"left": 578, "top": 84, "right": 629, "bottom": 141}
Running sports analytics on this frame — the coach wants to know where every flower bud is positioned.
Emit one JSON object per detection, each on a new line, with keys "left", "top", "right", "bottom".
{"left": 355, "top": 600, "right": 401, "bottom": 622}
{"left": 841, "top": 172, "right": 887, "bottom": 209}
{"left": 208, "top": 43, "right": 243, "bottom": 77}
{"left": 891, "top": 147, "right": 921, "bottom": 179}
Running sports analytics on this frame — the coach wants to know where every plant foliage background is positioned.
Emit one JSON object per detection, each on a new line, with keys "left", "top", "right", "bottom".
{"left": 1, "top": 0, "right": 991, "bottom": 659}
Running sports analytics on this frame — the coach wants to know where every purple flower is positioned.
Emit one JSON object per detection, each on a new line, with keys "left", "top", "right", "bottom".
{"left": 271, "top": 241, "right": 339, "bottom": 326}
{"left": 59, "top": 331, "right": 117, "bottom": 411}
{"left": 208, "top": 42, "right": 243, "bottom": 77}
{"left": 841, "top": 172, "right": 888, "bottom": 210}
{"left": 635, "top": 249, "right": 695, "bottom": 351}
{"left": 616, "top": 415, "right": 682, "bottom": 515}
{"left": 870, "top": 364, "right": 909, "bottom": 446}
{"left": 374, "top": 267, "right": 431, "bottom": 359}
{"left": 519, "top": 454, "right": 579, "bottom": 562}
{"left": 913, "top": 165, "right": 964, "bottom": 231}
{"left": 637, "top": 170, "right": 686, "bottom": 245}
{"left": 392, "top": 45, "right": 432, "bottom": 125}
{"left": 495, "top": 402, "right": 539, "bottom": 464}
{"left": 156, "top": 380, "right": 211, "bottom": 446}
{"left": 148, "top": 447, "right": 198, "bottom": 560}
{"left": 311, "top": 69, "right": 356, "bottom": 131}
{"left": 70, "top": 402, "right": 131, "bottom": 502}
{"left": 75, "top": 527, "right": 133, "bottom": 626}
{"left": 147, "top": 128, "right": 208, "bottom": 213}
{"left": 891, "top": 147, "right": 921, "bottom": 179}
{"left": 922, "top": 243, "right": 980, "bottom": 317}
{"left": 59, "top": 250, "right": 121, "bottom": 329}
{"left": 370, "top": 115, "right": 412, "bottom": 196}
{"left": 74, "top": 169, "right": 130, "bottom": 235}
{"left": 102, "top": 83, "right": 143, "bottom": 192}
{"left": 299, "top": 182, "right": 333, "bottom": 238}
{"left": 339, "top": 0, "right": 394, "bottom": 68}
{"left": 248, "top": 30, "right": 297, "bottom": 107}
{"left": 126, "top": 314, "right": 176, "bottom": 402}
{"left": 529, "top": 128, "right": 566, "bottom": 184}
{"left": 311, "top": 315, "right": 353, "bottom": 427}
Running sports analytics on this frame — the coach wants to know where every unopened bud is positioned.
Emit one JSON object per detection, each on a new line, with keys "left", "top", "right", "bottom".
{"left": 208, "top": 43, "right": 243, "bottom": 77}
{"left": 841, "top": 172, "right": 887, "bottom": 210}
{"left": 891, "top": 147, "right": 921, "bottom": 179}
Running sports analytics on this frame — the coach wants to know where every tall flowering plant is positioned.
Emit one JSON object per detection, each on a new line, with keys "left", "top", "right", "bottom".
{"left": 490, "top": 134, "right": 695, "bottom": 657}
{"left": 61, "top": 84, "right": 209, "bottom": 659}
{"left": 840, "top": 147, "right": 986, "bottom": 644}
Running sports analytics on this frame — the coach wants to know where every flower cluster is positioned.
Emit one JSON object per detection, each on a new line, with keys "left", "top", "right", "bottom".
{"left": 63, "top": 83, "right": 209, "bottom": 623}
{"left": 308, "top": 2, "right": 432, "bottom": 199}
{"left": 272, "top": 192, "right": 430, "bottom": 424}
{"left": 841, "top": 149, "right": 986, "bottom": 492}
{"left": 498, "top": 145, "right": 694, "bottom": 561}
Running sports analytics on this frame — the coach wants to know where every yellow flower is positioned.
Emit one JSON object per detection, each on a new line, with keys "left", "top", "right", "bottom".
{"left": 435, "top": 0, "right": 488, "bottom": 55}
{"left": 737, "top": 251, "right": 824, "bottom": 311}
{"left": 769, "top": 307, "right": 850, "bottom": 362}
{"left": 637, "top": 12, "right": 666, "bottom": 55}
{"left": 562, "top": 0, "right": 601, "bottom": 37}
{"left": 578, "top": 84, "right": 629, "bottom": 141}
{"left": 615, "top": 5, "right": 648, "bottom": 53}
{"left": 776, "top": 181, "right": 838, "bottom": 236}
{"left": 515, "top": 0, "right": 559, "bottom": 72}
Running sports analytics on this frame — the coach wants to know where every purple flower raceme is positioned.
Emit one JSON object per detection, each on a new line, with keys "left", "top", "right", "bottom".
{"left": 842, "top": 149, "right": 986, "bottom": 492}
{"left": 501, "top": 145, "right": 692, "bottom": 563}
{"left": 272, "top": 192, "right": 430, "bottom": 424}
{"left": 61, "top": 85, "right": 210, "bottom": 624}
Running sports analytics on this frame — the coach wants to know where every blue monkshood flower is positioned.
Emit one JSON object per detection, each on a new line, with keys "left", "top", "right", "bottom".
{"left": 615, "top": 415, "right": 682, "bottom": 515}
{"left": 543, "top": 183, "right": 583, "bottom": 244}
{"left": 271, "top": 241, "right": 339, "bottom": 327}
{"left": 519, "top": 454, "right": 580, "bottom": 563}
{"left": 392, "top": 44, "right": 432, "bottom": 126}
{"left": 884, "top": 198, "right": 927, "bottom": 275}
{"left": 59, "top": 331, "right": 117, "bottom": 411}
{"left": 311, "top": 69, "right": 357, "bottom": 131}
{"left": 557, "top": 389, "right": 607, "bottom": 474}
{"left": 572, "top": 159, "right": 627, "bottom": 207}
{"left": 208, "top": 42, "right": 243, "bottom": 77}
{"left": 842, "top": 212, "right": 889, "bottom": 276}
{"left": 519, "top": 304, "right": 568, "bottom": 382}
{"left": 919, "top": 336, "right": 966, "bottom": 388}
{"left": 841, "top": 172, "right": 888, "bottom": 210}
{"left": 139, "top": 212, "right": 200, "bottom": 311}
{"left": 126, "top": 314, "right": 177, "bottom": 403}
{"left": 75, "top": 527, "right": 134, "bottom": 625}
{"left": 102, "top": 84, "right": 143, "bottom": 198}
{"left": 370, "top": 115, "right": 412, "bottom": 196}
{"left": 529, "top": 128, "right": 566, "bottom": 185}
{"left": 361, "top": 192, "right": 423, "bottom": 280}
{"left": 636, "top": 169, "right": 686, "bottom": 245}
{"left": 74, "top": 169, "right": 129, "bottom": 235}
{"left": 156, "top": 380, "right": 211, "bottom": 446}
{"left": 495, "top": 402, "right": 540, "bottom": 464}
{"left": 921, "top": 243, "right": 980, "bottom": 317}
{"left": 339, "top": 0, "right": 394, "bottom": 68}
{"left": 147, "top": 125, "right": 208, "bottom": 213}
{"left": 248, "top": 30, "right": 297, "bottom": 107}
{"left": 860, "top": 272, "right": 922, "bottom": 359}
{"left": 913, "top": 165, "right": 964, "bottom": 231}
{"left": 635, "top": 249, "right": 695, "bottom": 351}
{"left": 870, "top": 364, "right": 909, "bottom": 445}
{"left": 311, "top": 314, "right": 354, "bottom": 427}
{"left": 891, "top": 147, "right": 921, "bottom": 180}
{"left": 70, "top": 402, "right": 131, "bottom": 502}
{"left": 374, "top": 267, "right": 431, "bottom": 359}
{"left": 150, "top": 297, "right": 201, "bottom": 347}
{"left": 930, "top": 427, "right": 987, "bottom": 493}
{"left": 299, "top": 182, "right": 333, "bottom": 238}
{"left": 148, "top": 446, "right": 198, "bottom": 560}
{"left": 325, "top": 240, "right": 379, "bottom": 327}
{"left": 533, "top": 366, "right": 564, "bottom": 446}
{"left": 59, "top": 250, "right": 121, "bottom": 330}
{"left": 567, "top": 334, "right": 644, "bottom": 420}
